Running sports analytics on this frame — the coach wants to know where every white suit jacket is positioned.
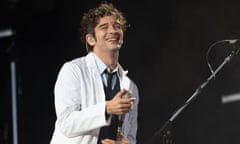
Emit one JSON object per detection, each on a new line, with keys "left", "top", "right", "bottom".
{"left": 50, "top": 52, "right": 139, "bottom": 144}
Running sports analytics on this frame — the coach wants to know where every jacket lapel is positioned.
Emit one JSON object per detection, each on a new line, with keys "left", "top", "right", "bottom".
{"left": 86, "top": 53, "right": 106, "bottom": 102}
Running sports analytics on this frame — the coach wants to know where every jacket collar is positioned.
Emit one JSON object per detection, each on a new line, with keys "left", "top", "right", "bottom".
{"left": 86, "top": 52, "right": 128, "bottom": 80}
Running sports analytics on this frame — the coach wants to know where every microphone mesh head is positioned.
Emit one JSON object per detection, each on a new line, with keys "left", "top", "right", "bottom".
{"left": 122, "top": 91, "right": 132, "bottom": 98}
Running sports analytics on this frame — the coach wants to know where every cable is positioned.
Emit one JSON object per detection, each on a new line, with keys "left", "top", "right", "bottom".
{"left": 206, "top": 40, "right": 227, "bottom": 78}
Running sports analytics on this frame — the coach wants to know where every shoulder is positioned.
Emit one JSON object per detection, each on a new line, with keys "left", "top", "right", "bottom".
{"left": 67, "top": 56, "right": 86, "bottom": 66}
{"left": 56, "top": 56, "right": 88, "bottom": 79}
{"left": 62, "top": 56, "right": 87, "bottom": 70}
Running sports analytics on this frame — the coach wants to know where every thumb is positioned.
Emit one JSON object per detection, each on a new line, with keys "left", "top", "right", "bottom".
{"left": 115, "top": 89, "right": 127, "bottom": 98}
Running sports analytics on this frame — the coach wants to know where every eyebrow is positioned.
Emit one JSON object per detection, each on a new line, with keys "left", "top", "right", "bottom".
{"left": 97, "top": 21, "right": 122, "bottom": 29}
{"left": 98, "top": 23, "right": 108, "bottom": 28}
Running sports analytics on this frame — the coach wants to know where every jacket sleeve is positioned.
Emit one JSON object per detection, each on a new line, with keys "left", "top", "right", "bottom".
{"left": 54, "top": 62, "right": 109, "bottom": 138}
{"left": 126, "top": 81, "right": 139, "bottom": 144}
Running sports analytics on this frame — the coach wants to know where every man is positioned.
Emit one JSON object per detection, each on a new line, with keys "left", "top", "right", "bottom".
{"left": 50, "top": 2, "right": 139, "bottom": 144}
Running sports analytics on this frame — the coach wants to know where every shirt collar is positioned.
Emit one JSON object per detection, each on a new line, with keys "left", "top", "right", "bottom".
{"left": 92, "top": 53, "right": 119, "bottom": 75}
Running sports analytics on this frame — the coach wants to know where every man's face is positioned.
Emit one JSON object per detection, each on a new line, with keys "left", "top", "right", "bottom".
{"left": 93, "top": 15, "right": 124, "bottom": 53}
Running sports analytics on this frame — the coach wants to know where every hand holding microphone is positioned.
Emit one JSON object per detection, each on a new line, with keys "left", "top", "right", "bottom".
{"left": 105, "top": 89, "right": 136, "bottom": 141}
{"left": 106, "top": 89, "right": 135, "bottom": 115}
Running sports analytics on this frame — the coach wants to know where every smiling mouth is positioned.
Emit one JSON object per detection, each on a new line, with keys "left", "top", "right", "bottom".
{"left": 107, "top": 37, "right": 118, "bottom": 41}
{"left": 107, "top": 38, "right": 121, "bottom": 44}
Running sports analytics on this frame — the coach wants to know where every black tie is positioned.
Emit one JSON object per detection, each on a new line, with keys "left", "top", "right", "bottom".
{"left": 105, "top": 70, "right": 114, "bottom": 91}
{"left": 97, "top": 69, "right": 120, "bottom": 143}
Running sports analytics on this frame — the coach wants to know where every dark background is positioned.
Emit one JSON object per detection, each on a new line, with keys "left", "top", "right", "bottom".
{"left": 1, "top": 0, "right": 240, "bottom": 144}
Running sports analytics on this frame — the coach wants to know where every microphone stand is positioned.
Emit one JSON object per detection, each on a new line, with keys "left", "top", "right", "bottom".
{"left": 147, "top": 43, "right": 240, "bottom": 144}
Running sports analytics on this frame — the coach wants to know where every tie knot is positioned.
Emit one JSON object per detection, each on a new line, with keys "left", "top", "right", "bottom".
{"left": 104, "top": 69, "right": 116, "bottom": 76}
{"left": 104, "top": 69, "right": 110, "bottom": 74}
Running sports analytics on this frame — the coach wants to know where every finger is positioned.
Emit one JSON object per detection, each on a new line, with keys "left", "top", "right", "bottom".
{"left": 120, "top": 103, "right": 132, "bottom": 109}
{"left": 120, "top": 97, "right": 136, "bottom": 104}
{"left": 101, "top": 139, "right": 119, "bottom": 144}
{"left": 119, "top": 133, "right": 131, "bottom": 144}
{"left": 117, "top": 106, "right": 132, "bottom": 114}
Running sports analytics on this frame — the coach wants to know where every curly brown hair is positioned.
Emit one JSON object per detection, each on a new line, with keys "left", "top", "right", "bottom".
{"left": 80, "top": 1, "right": 127, "bottom": 52}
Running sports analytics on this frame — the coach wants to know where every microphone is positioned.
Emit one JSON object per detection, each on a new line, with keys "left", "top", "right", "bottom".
{"left": 220, "top": 39, "right": 240, "bottom": 54}
{"left": 117, "top": 90, "right": 132, "bottom": 140}
{"left": 0, "top": 28, "right": 14, "bottom": 38}
{"left": 223, "top": 39, "right": 240, "bottom": 43}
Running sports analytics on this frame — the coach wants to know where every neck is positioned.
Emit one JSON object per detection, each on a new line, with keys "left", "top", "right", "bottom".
{"left": 94, "top": 50, "right": 119, "bottom": 71}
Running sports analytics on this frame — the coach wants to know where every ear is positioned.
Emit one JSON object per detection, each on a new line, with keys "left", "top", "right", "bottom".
{"left": 86, "top": 34, "right": 96, "bottom": 46}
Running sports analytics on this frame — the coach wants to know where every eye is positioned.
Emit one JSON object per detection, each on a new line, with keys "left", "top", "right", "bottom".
{"left": 114, "top": 23, "right": 122, "bottom": 30}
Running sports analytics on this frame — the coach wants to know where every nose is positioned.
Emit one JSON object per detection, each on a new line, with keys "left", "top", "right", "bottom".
{"left": 108, "top": 25, "right": 117, "bottom": 33}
